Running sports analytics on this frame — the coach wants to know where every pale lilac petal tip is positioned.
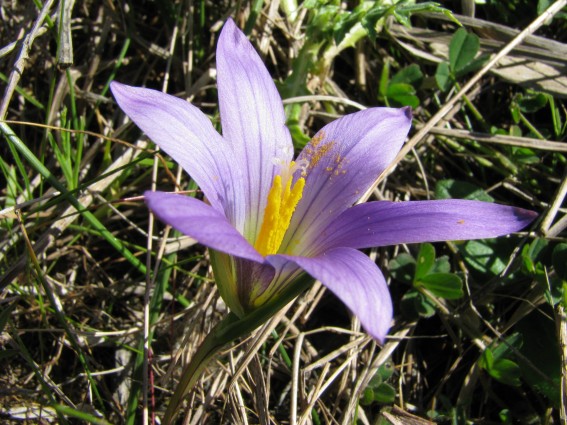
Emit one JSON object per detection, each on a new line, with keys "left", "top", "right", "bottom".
{"left": 144, "top": 191, "right": 263, "bottom": 263}
{"left": 110, "top": 82, "right": 239, "bottom": 216}
{"left": 319, "top": 200, "right": 537, "bottom": 250}
{"left": 279, "top": 248, "right": 393, "bottom": 342}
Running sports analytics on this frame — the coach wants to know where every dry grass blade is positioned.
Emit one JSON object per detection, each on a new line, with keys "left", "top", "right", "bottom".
{"left": 0, "top": 0, "right": 55, "bottom": 119}
{"left": 1, "top": 1, "right": 565, "bottom": 423}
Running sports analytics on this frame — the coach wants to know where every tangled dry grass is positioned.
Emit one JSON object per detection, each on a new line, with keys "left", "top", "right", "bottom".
{"left": 1, "top": 0, "right": 566, "bottom": 423}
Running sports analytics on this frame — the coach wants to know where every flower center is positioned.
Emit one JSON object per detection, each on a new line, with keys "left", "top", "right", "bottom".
{"left": 254, "top": 162, "right": 305, "bottom": 256}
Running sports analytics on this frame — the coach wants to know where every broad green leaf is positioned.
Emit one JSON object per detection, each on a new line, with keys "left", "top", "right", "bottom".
{"left": 435, "top": 61, "right": 451, "bottom": 91}
{"left": 511, "top": 146, "right": 539, "bottom": 165}
{"left": 367, "top": 372, "right": 382, "bottom": 389}
{"left": 374, "top": 382, "right": 396, "bottom": 403}
{"left": 480, "top": 348, "right": 522, "bottom": 387}
{"left": 388, "top": 253, "right": 415, "bottom": 284}
{"left": 360, "top": 388, "right": 374, "bottom": 406}
{"left": 418, "top": 273, "right": 463, "bottom": 299}
{"left": 538, "top": 0, "right": 553, "bottom": 14}
{"left": 454, "top": 53, "right": 488, "bottom": 78}
{"left": 435, "top": 179, "right": 494, "bottom": 202}
{"left": 480, "top": 347, "right": 494, "bottom": 370}
{"left": 517, "top": 92, "right": 548, "bottom": 113}
{"left": 415, "top": 243, "right": 436, "bottom": 281}
{"left": 449, "top": 28, "right": 480, "bottom": 74}
{"left": 461, "top": 239, "right": 508, "bottom": 275}
{"left": 510, "top": 103, "right": 521, "bottom": 123}
{"left": 521, "top": 238, "right": 549, "bottom": 274}
{"left": 489, "top": 359, "right": 522, "bottom": 387}
{"left": 431, "top": 256, "right": 451, "bottom": 274}
{"left": 491, "top": 333, "right": 523, "bottom": 361}
{"left": 287, "top": 118, "right": 311, "bottom": 148}
{"left": 378, "top": 362, "right": 395, "bottom": 381}
{"left": 390, "top": 64, "right": 423, "bottom": 86}
{"left": 386, "top": 83, "right": 419, "bottom": 108}
{"left": 401, "top": 290, "right": 436, "bottom": 319}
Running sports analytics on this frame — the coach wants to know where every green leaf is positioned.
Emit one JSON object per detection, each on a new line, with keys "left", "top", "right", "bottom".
{"left": 361, "top": 4, "right": 391, "bottom": 42}
{"left": 367, "top": 372, "right": 383, "bottom": 388}
{"left": 499, "top": 409, "right": 513, "bottom": 424}
{"left": 374, "top": 382, "right": 396, "bottom": 404}
{"left": 401, "top": 290, "right": 436, "bottom": 319}
{"left": 415, "top": 243, "right": 436, "bottom": 281}
{"left": 489, "top": 358, "right": 522, "bottom": 387}
{"left": 388, "top": 253, "right": 415, "bottom": 284}
{"left": 360, "top": 388, "right": 374, "bottom": 406}
{"left": 480, "top": 348, "right": 522, "bottom": 387}
{"left": 393, "top": 1, "right": 460, "bottom": 27}
{"left": 378, "top": 362, "right": 395, "bottom": 381}
{"left": 435, "top": 61, "right": 452, "bottom": 91}
{"left": 521, "top": 238, "right": 549, "bottom": 274}
{"left": 435, "top": 179, "right": 494, "bottom": 202}
{"left": 454, "top": 53, "right": 488, "bottom": 78}
{"left": 390, "top": 64, "right": 423, "bottom": 87}
{"left": 517, "top": 92, "right": 548, "bottom": 113}
{"left": 449, "top": 28, "right": 480, "bottom": 74}
{"left": 53, "top": 404, "right": 111, "bottom": 425}
{"left": 480, "top": 347, "right": 494, "bottom": 370}
{"left": 510, "top": 103, "right": 521, "bottom": 123}
{"left": 386, "top": 83, "right": 419, "bottom": 108}
{"left": 418, "top": 273, "right": 464, "bottom": 299}
{"left": 378, "top": 61, "right": 390, "bottom": 98}
{"left": 461, "top": 239, "right": 508, "bottom": 275}
{"left": 287, "top": 118, "right": 311, "bottom": 148}
{"left": 431, "top": 256, "right": 451, "bottom": 274}
{"left": 538, "top": 0, "right": 553, "bottom": 14}
{"left": 491, "top": 333, "right": 523, "bottom": 361}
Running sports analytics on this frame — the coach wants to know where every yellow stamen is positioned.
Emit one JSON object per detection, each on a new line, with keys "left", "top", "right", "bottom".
{"left": 255, "top": 164, "right": 305, "bottom": 256}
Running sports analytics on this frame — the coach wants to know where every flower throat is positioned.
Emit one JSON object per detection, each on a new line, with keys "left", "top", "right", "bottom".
{"left": 255, "top": 162, "right": 305, "bottom": 256}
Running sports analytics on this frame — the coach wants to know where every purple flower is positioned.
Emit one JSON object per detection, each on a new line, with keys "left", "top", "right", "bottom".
{"left": 110, "top": 18, "right": 536, "bottom": 342}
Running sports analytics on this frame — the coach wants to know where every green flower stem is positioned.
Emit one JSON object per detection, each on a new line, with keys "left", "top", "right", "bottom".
{"left": 163, "top": 273, "right": 313, "bottom": 424}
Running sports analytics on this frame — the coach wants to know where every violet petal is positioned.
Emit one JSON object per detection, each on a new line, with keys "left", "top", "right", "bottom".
{"left": 145, "top": 191, "right": 263, "bottom": 263}
{"left": 110, "top": 82, "right": 244, "bottom": 228}
{"left": 282, "top": 107, "right": 412, "bottom": 255}
{"left": 319, "top": 200, "right": 537, "bottom": 250}
{"left": 217, "top": 19, "right": 293, "bottom": 242}
{"left": 277, "top": 248, "right": 393, "bottom": 342}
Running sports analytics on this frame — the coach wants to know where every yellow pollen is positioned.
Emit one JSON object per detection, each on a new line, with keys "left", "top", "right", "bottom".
{"left": 255, "top": 164, "right": 305, "bottom": 256}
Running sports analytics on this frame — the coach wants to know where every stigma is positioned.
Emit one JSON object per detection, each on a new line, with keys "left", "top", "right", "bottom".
{"left": 255, "top": 162, "right": 305, "bottom": 256}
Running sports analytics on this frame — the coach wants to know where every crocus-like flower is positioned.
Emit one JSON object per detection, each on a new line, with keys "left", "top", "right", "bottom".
{"left": 110, "top": 18, "right": 536, "bottom": 342}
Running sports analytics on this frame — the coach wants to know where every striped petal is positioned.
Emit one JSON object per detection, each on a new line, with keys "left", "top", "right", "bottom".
{"left": 110, "top": 82, "right": 244, "bottom": 228}
{"left": 217, "top": 18, "right": 293, "bottom": 242}
{"left": 145, "top": 191, "right": 263, "bottom": 263}
{"left": 282, "top": 107, "right": 412, "bottom": 255}
{"left": 277, "top": 248, "right": 393, "bottom": 342}
{"left": 318, "top": 200, "right": 537, "bottom": 250}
